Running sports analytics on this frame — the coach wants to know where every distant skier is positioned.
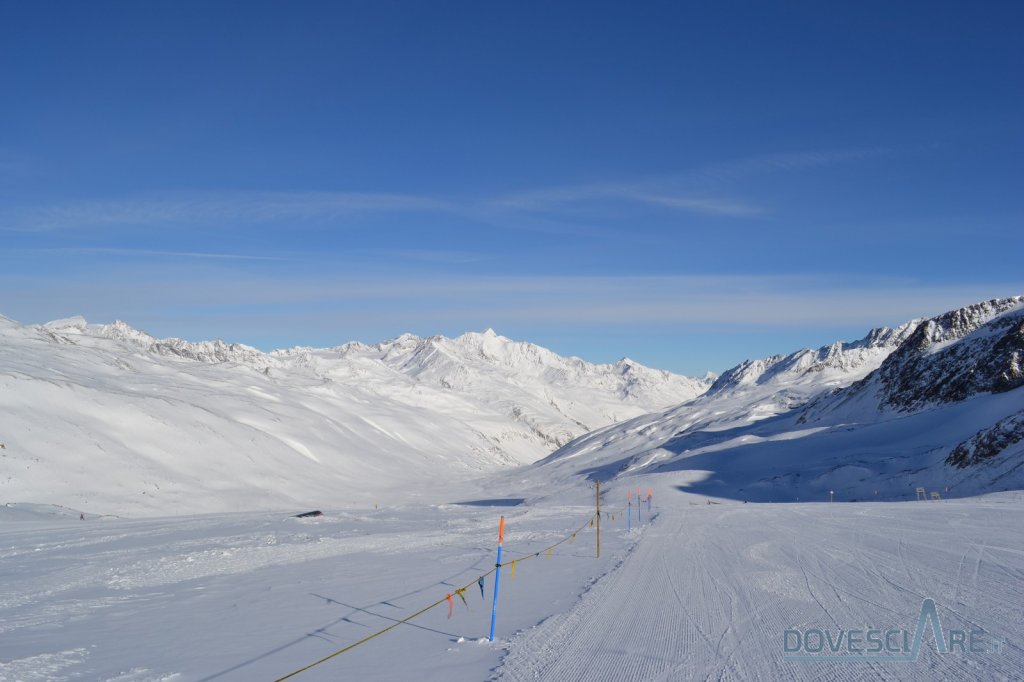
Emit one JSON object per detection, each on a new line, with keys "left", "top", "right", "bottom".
{"left": 80, "top": 512, "right": 84, "bottom": 520}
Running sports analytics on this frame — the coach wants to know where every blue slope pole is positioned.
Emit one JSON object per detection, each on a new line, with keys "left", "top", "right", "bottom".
{"left": 488, "top": 516, "right": 505, "bottom": 641}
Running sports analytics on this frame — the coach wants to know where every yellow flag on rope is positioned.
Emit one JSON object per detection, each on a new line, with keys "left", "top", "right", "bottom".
{"left": 546, "top": 547, "right": 553, "bottom": 559}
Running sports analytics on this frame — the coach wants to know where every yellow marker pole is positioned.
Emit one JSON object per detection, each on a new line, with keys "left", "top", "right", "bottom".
{"left": 596, "top": 480, "right": 601, "bottom": 559}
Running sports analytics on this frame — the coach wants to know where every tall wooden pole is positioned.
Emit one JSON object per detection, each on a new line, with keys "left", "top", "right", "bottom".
{"left": 596, "top": 480, "right": 601, "bottom": 559}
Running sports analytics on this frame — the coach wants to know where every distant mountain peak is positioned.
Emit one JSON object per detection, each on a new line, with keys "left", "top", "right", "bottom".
{"left": 705, "top": 322, "right": 919, "bottom": 398}
{"left": 42, "top": 315, "right": 90, "bottom": 331}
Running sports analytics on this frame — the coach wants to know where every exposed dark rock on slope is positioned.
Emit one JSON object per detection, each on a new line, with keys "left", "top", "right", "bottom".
{"left": 874, "top": 297, "right": 1024, "bottom": 411}
{"left": 947, "top": 410, "right": 1024, "bottom": 468}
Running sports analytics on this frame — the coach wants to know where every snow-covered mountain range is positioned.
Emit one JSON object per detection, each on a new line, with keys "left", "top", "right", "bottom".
{"left": 4, "top": 302, "right": 1021, "bottom": 682}
{"left": 4, "top": 296, "right": 1021, "bottom": 516}
{"left": 0, "top": 315, "right": 709, "bottom": 515}
{"left": 526, "top": 297, "right": 1024, "bottom": 502}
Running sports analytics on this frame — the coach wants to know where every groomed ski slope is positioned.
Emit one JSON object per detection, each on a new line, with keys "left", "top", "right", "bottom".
{"left": 2, "top": 480, "right": 1021, "bottom": 681}
{"left": 499, "top": 476, "right": 1024, "bottom": 681}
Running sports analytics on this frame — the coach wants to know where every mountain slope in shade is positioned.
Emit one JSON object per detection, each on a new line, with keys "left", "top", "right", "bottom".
{"left": 947, "top": 410, "right": 1024, "bottom": 469}
{"left": 0, "top": 316, "right": 708, "bottom": 516}
{"left": 522, "top": 297, "right": 1024, "bottom": 502}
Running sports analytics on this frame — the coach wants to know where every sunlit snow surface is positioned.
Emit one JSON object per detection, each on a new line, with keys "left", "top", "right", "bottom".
{"left": 0, "top": 316, "right": 708, "bottom": 516}
{"left": 2, "top": 299, "right": 1022, "bottom": 680}
{"left": 1, "top": 484, "right": 1021, "bottom": 681}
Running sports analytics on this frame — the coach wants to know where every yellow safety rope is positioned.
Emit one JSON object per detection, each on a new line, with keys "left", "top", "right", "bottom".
{"left": 273, "top": 513, "right": 596, "bottom": 681}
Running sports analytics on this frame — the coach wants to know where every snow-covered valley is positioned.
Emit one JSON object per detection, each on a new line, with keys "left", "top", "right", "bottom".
{"left": 2, "top": 297, "right": 1023, "bottom": 681}
{"left": 0, "top": 316, "right": 708, "bottom": 516}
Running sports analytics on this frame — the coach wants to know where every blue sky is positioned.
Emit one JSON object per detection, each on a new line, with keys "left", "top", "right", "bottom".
{"left": 1, "top": 1, "right": 1021, "bottom": 375}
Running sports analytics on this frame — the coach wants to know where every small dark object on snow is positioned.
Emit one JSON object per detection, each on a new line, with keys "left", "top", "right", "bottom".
{"left": 294, "top": 510, "right": 323, "bottom": 518}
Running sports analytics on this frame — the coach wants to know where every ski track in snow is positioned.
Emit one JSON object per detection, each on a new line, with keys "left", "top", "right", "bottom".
{"left": 1, "top": 489, "right": 1022, "bottom": 681}
{"left": 494, "top": 482, "right": 1024, "bottom": 682}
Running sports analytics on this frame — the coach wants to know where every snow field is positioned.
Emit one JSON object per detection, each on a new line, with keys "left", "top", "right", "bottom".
{"left": 3, "top": 298, "right": 1023, "bottom": 681}
{"left": 3, "top": 483, "right": 1023, "bottom": 681}
{"left": 0, "top": 491, "right": 630, "bottom": 681}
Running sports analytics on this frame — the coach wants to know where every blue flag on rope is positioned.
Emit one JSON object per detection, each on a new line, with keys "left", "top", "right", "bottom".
{"left": 478, "top": 576, "right": 485, "bottom": 598}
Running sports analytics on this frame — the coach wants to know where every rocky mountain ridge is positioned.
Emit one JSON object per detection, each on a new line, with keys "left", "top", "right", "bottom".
{"left": 527, "top": 296, "right": 1024, "bottom": 501}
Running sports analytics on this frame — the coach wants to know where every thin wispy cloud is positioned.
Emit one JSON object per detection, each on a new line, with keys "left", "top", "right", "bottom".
{"left": 4, "top": 184, "right": 754, "bottom": 233}
{"left": 1, "top": 191, "right": 456, "bottom": 232}
{"left": 10, "top": 247, "right": 289, "bottom": 261}
{"left": 3, "top": 267, "right": 1017, "bottom": 332}
{"left": 483, "top": 147, "right": 886, "bottom": 217}
{"left": 4, "top": 263, "right": 1017, "bottom": 376}
{"left": 485, "top": 182, "right": 760, "bottom": 217}
{"left": 361, "top": 249, "right": 486, "bottom": 265}
{"left": 0, "top": 147, "right": 887, "bottom": 233}
{"left": 622, "top": 192, "right": 762, "bottom": 216}
{"left": 0, "top": 148, "right": 838, "bottom": 232}
{"left": 689, "top": 147, "right": 891, "bottom": 184}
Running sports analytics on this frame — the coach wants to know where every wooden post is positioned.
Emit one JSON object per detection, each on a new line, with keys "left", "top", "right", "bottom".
{"left": 596, "top": 480, "right": 601, "bottom": 559}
